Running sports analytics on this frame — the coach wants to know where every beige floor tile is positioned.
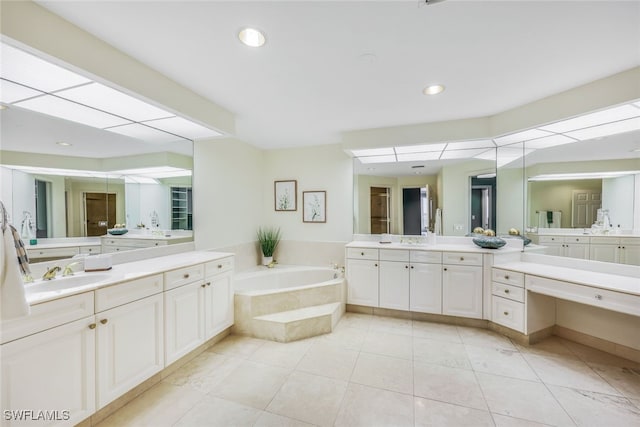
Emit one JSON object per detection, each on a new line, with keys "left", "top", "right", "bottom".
{"left": 369, "top": 315, "right": 413, "bottom": 336}
{"left": 211, "top": 360, "right": 289, "bottom": 409}
{"left": 458, "top": 326, "right": 517, "bottom": 350}
{"left": 350, "top": 352, "right": 414, "bottom": 394}
{"left": 163, "top": 351, "right": 243, "bottom": 393}
{"left": 254, "top": 411, "right": 315, "bottom": 427}
{"left": 548, "top": 385, "right": 640, "bottom": 427}
{"left": 249, "top": 338, "right": 315, "bottom": 370}
{"left": 414, "top": 397, "right": 494, "bottom": 427}
{"left": 412, "top": 320, "right": 462, "bottom": 343}
{"left": 465, "top": 345, "right": 539, "bottom": 381}
{"left": 476, "top": 372, "right": 575, "bottom": 426}
{"left": 515, "top": 336, "right": 577, "bottom": 359}
{"left": 334, "top": 383, "right": 414, "bottom": 427}
{"left": 295, "top": 341, "right": 359, "bottom": 381}
{"left": 96, "top": 382, "right": 204, "bottom": 427}
{"left": 562, "top": 340, "right": 640, "bottom": 369}
{"left": 266, "top": 371, "right": 347, "bottom": 427}
{"left": 174, "top": 395, "right": 261, "bottom": 426}
{"left": 491, "top": 413, "right": 553, "bottom": 427}
{"left": 524, "top": 353, "right": 623, "bottom": 396}
{"left": 413, "top": 361, "right": 488, "bottom": 410}
{"left": 361, "top": 330, "right": 414, "bottom": 360}
{"left": 209, "top": 334, "right": 266, "bottom": 358}
{"left": 631, "top": 398, "right": 640, "bottom": 410}
{"left": 319, "top": 324, "right": 366, "bottom": 350}
{"left": 336, "top": 312, "right": 372, "bottom": 330}
{"left": 413, "top": 336, "right": 472, "bottom": 370}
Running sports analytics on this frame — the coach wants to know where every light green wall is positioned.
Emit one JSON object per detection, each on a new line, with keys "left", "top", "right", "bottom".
{"left": 497, "top": 167, "right": 525, "bottom": 235}
{"left": 528, "top": 179, "right": 601, "bottom": 228}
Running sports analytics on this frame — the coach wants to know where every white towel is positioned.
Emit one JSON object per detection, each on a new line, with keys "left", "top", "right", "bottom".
{"left": 1, "top": 227, "right": 30, "bottom": 320}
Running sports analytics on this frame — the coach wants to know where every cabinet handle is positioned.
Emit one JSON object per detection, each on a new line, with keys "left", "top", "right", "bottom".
{"left": 504, "top": 275, "right": 510, "bottom": 280}
{"left": 410, "top": 265, "right": 414, "bottom": 269}
{"left": 405, "top": 265, "right": 409, "bottom": 269}
{"left": 504, "top": 289, "right": 510, "bottom": 294}
{"left": 100, "top": 319, "right": 108, "bottom": 325}
{"left": 595, "top": 294, "right": 603, "bottom": 300}
{"left": 88, "top": 323, "right": 97, "bottom": 329}
{"left": 443, "top": 268, "right": 448, "bottom": 271}
{"left": 460, "top": 257, "right": 464, "bottom": 261}
{"left": 218, "top": 264, "right": 223, "bottom": 269}
{"left": 374, "top": 263, "right": 378, "bottom": 267}
{"left": 618, "top": 246, "right": 621, "bottom": 249}
{"left": 576, "top": 238, "right": 579, "bottom": 241}
{"left": 361, "top": 252, "right": 365, "bottom": 256}
{"left": 206, "top": 282, "right": 211, "bottom": 287}
{"left": 183, "top": 273, "right": 190, "bottom": 279}
{"left": 622, "top": 246, "right": 626, "bottom": 249}
{"left": 201, "top": 283, "right": 206, "bottom": 288}
{"left": 503, "top": 311, "right": 509, "bottom": 316}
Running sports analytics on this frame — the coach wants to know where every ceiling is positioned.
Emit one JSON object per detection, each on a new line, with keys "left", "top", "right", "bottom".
{"left": 32, "top": 0, "right": 640, "bottom": 150}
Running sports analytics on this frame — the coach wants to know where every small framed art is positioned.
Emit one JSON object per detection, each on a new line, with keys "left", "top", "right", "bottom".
{"left": 274, "top": 180, "right": 297, "bottom": 211}
{"left": 303, "top": 191, "right": 326, "bottom": 223}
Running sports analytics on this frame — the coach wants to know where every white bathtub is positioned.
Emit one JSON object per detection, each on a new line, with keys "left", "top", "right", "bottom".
{"left": 234, "top": 265, "right": 341, "bottom": 294}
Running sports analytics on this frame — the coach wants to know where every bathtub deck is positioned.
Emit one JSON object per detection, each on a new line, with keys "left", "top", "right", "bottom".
{"left": 251, "top": 302, "right": 344, "bottom": 342}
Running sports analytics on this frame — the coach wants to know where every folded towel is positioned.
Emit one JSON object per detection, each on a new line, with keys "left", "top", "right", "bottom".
{"left": 546, "top": 211, "right": 553, "bottom": 225}
{"left": 1, "top": 226, "right": 30, "bottom": 320}
{"left": 9, "top": 225, "right": 31, "bottom": 277}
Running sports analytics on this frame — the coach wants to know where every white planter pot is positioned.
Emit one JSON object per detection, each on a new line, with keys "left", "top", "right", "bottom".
{"left": 261, "top": 255, "right": 273, "bottom": 266}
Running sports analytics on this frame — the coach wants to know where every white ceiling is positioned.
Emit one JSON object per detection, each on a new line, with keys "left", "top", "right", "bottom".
{"left": 34, "top": 0, "right": 640, "bottom": 150}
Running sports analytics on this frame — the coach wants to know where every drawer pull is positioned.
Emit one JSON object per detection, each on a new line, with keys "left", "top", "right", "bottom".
{"left": 443, "top": 268, "right": 448, "bottom": 271}
{"left": 504, "top": 275, "right": 510, "bottom": 280}
{"left": 201, "top": 284, "right": 207, "bottom": 288}
{"left": 361, "top": 252, "right": 365, "bottom": 256}
{"left": 218, "top": 264, "right": 223, "bottom": 269}
{"left": 405, "top": 265, "right": 409, "bottom": 269}
{"left": 88, "top": 323, "right": 97, "bottom": 330}
{"left": 183, "top": 273, "right": 190, "bottom": 279}
{"left": 504, "top": 289, "right": 510, "bottom": 294}
{"left": 100, "top": 319, "right": 108, "bottom": 325}
{"left": 460, "top": 257, "right": 464, "bottom": 261}
{"left": 503, "top": 311, "right": 509, "bottom": 316}
{"left": 410, "top": 265, "right": 414, "bottom": 269}
{"left": 595, "top": 294, "right": 603, "bottom": 300}
{"left": 374, "top": 263, "right": 378, "bottom": 267}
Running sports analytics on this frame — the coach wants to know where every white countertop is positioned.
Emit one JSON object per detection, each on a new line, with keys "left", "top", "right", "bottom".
{"left": 26, "top": 238, "right": 101, "bottom": 250}
{"left": 529, "top": 232, "right": 640, "bottom": 238}
{"left": 493, "top": 261, "right": 640, "bottom": 296}
{"left": 346, "top": 240, "right": 523, "bottom": 254}
{"left": 25, "top": 251, "right": 232, "bottom": 305}
{"left": 102, "top": 233, "right": 193, "bottom": 241}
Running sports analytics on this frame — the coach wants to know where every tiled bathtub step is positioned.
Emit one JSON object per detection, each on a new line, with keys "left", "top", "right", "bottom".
{"left": 251, "top": 302, "right": 344, "bottom": 342}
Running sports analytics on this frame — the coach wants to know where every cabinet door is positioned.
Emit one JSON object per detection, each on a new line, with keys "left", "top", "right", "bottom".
{"left": 346, "top": 259, "right": 379, "bottom": 307}
{"left": 589, "top": 244, "right": 619, "bottom": 263}
{"left": 205, "top": 270, "right": 234, "bottom": 339}
{"left": 165, "top": 282, "right": 205, "bottom": 365}
{"left": 442, "top": 265, "right": 483, "bottom": 319}
{"left": 96, "top": 293, "right": 164, "bottom": 409}
{"left": 409, "top": 263, "right": 442, "bottom": 314}
{"left": 379, "top": 261, "right": 410, "bottom": 310}
{"left": 564, "top": 243, "right": 590, "bottom": 259}
{"left": 542, "top": 243, "right": 564, "bottom": 257}
{"left": 621, "top": 245, "right": 640, "bottom": 266}
{"left": 1, "top": 317, "right": 96, "bottom": 427}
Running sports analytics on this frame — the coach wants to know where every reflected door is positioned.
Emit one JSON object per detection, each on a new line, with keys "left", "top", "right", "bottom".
{"left": 572, "top": 190, "right": 601, "bottom": 228}
{"left": 85, "top": 193, "right": 116, "bottom": 236}
{"left": 370, "top": 187, "right": 390, "bottom": 234}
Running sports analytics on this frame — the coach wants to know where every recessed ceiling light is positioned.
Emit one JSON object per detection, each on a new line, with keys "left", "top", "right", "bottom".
{"left": 423, "top": 84, "right": 445, "bottom": 95}
{"left": 56, "top": 141, "right": 72, "bottom": 146}
{"left": 238, "top": 28, "right": 266, "bottom": 47}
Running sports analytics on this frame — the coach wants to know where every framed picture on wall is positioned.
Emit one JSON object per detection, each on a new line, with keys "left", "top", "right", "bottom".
{"left": 274, "top": 180, "right": 297, "bottom": 211}
{"left": 303, "top": 191, "right": 326, "bottom": 223}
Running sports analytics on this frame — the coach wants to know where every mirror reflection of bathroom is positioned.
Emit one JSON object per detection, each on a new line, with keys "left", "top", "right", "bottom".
{"left": 402, "top": 185, "right": 435, "bottom": 235}
{"left": 470, "top": 175, "right": 496, "bottom": 232}
{"left": 370, "top": 186, "right": 391, "bottom": 234}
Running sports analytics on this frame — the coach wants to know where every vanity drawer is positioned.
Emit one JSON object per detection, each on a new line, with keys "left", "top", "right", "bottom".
{"left": 590, "top": 237, "right": 619, "bottom": 245}
{"left": 80, "top": 245, "right": 102, "bottom": 255}
{"left": 525, "top": 275, "right": 640, "bottom": 317}
{"left": 205, "top": 256, "right": 235, "bottom": 276}
{"left": 410, "top": 251, "right": 442, "bottom": 264}
{"left": 538, "top": 236, "right": 562, "bottom": 244}
{"left": 102, "top": 238, "right": 168, "bottom": 248}
{"left": 0, "top": 292, "right": 94, "bottom": 344}
{"left": 164, "top": 264, "right": 205, "bottom": 291}
{"left": 27, "top": 247, "right": 80, "bottom": 259}
{"left": 380, "top": 249, "right": 409, "bottom": 262}
{"left": 491, "top": 296, "right": 524, "bottom": 333}
{"left": 347, "top": 248, "right": 378, "bottom": 260}
{"left": 492, "top": 282, "right": 525, "bottom": 303}
{"left": 620, "top": 237, "right": 640, "bottom": 246}
{"left": 565, "top": 236, "right": 589, "bottom": 244}
{"left": 442, "top": 252, "right": 483, "bottom": 266}
{"left": 492, "top": 268, "right": 524, "bottom": 287}
{"left": 95, "top": 274, "right": 163, "bottom": 312}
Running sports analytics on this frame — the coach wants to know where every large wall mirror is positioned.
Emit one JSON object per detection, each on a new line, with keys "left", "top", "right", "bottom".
{"left": 352, "top": 143, "right": 498, "bottom": 236}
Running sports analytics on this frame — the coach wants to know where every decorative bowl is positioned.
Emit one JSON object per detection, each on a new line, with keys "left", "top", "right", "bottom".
{"left": 472, "top": 236, "right": 506, "bottom": 249}
{"left": 107, "top": 228, "right": 128, "bottom": 235}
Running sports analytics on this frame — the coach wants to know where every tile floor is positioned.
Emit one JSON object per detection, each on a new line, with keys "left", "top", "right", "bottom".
{"left": 97, "top": 313, "right": 640, "bottom": 427}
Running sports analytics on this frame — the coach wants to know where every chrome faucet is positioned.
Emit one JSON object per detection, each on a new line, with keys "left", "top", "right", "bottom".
{"left": 62, "top": 262, "right": 79, "bottom": 277}
{"left": 42, "top": 266, "right": 61, "bottom": 280}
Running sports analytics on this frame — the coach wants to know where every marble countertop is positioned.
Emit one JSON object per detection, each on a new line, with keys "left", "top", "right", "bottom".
{"left": 493, "top": 261, "right": 640, "bottom": 296}
{"left": 346, "top": 240, "right": 523, "bottom": 254}
{"left": 25, "top": 251, "right": 233, "bottom": 305}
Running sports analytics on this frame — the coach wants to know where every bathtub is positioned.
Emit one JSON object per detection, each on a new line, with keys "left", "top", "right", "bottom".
{"left": 233, "top": 265, "right": 345, "bottom": 342}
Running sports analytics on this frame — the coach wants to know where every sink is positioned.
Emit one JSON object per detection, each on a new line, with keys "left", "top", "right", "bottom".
{"left": 25, "top": 273, "right": 111, "bottom": 293}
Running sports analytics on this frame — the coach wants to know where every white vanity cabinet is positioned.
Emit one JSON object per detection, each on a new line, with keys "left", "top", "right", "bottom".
{"left": 346, "top": 248, "right": 380, "bottom": 307}
{"left": 1, "top": 294, "right": 96, "bottom": 427}
{"left": 379, "top": 249, "right": 410, "bottom": 310}
{"left": 442, "top": 252, "right": 483, "bottom": 319}
{"left": 539, "top": 236, "right": 590, "bottom": 259}
{"left": 590, "top": 237, "right": 640, "bottom": 265}
{"left": 95, "top": 275, "right": 165, "bottom": 409}
{"left": 205, "top": 257, "right": 235, "bottom": 339}
{"left": 408, "top": 251, "right": 443, "bottom": 314}
{"left": 491, "top": 268, "right": 525, "bottom": 333}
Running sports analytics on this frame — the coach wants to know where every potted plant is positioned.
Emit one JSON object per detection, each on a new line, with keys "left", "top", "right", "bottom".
{"left": 257, "top": 227, "right": 281, "bottom": 266}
